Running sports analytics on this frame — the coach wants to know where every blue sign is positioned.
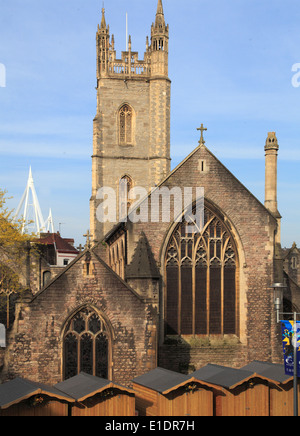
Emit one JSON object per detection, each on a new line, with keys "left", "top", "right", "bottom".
{"left": 281, "top": 321, "right": 300, "bottom": 377}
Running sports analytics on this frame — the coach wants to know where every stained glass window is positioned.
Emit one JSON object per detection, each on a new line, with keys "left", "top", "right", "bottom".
{"left": 165, "top": 205, "right": 238, "bottom": 337}
{"left": 63, "top": 308, "right": 109, "bottom": 380}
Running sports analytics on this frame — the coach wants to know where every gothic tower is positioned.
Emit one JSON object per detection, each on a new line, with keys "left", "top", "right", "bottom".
{"left": 90, "top": 0, "right": 171, "bottom": 241}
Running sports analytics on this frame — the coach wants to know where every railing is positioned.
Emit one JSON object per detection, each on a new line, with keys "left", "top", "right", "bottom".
{"left": 108, "top": 60, "right": 151, "bottom": 77}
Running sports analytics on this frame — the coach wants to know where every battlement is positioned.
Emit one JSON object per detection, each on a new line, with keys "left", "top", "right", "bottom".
{"left": 108, "top": 50, "right": 151, "bottom": 78}
{"left": 96, "top": 5, "right": 168, "bottom": 81}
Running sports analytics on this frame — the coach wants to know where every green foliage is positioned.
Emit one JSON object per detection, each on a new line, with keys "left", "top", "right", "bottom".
{"left": 0, "top": 189, "right": 36, "bottom": 327}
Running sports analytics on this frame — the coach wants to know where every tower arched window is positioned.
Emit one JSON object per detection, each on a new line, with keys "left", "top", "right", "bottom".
{"left": 165, "top": 205, "right": 238, "bottom": 337}
{"left": 119, "top": 104, "right": 133, "bottom": 145}
{"left": 119, "top": 175, "right": 133, "bottom": 220}
{"left": 63, "top": 307, "right": 110, "bottom": 380}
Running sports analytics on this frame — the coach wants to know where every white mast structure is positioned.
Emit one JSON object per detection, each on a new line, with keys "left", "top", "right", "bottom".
{"left": 45, "top": 208, "right": 55, "bottom": 234}
{"left": 13, "top": 167, "right": 48, "bottom": 236}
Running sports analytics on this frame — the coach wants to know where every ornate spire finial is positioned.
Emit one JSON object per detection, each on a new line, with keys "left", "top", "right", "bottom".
{"left": 197, "top": 124, "right": 207, "bottom": 146}
{"left": 157, "top": 0, "right": 164, "bottom": 15}
{"left": 155, "top": 0, "right": 165, "bottom": 28}
{"left": 101, "top": 6, "right": 106, "bottom": 29}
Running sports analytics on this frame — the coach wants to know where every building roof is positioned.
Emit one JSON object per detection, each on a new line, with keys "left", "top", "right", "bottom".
{"left": 283, "top": 242, "right": 300, "bottom": 260}
{"left": 132, "top": 367, "right": 224, "bottom": 394}
{"left": 55, "top": 372, "right": 134, "bottom": 402}
{"left": 191, "top": 361, "right": 291, "bottom": 390}
{"left": 126, "top": 232, "right": 160, "bottom": 279}
{"left": 0, "top": 373, "right": 135, "bottom": 410}
{"left": 38, "top": 232, "right": 79, "bottom": 254}
{"left": 0, "top": 377, "right": 74, "bottom": 410}
{"left": 191, "top": 364, "right": 257, "bottom": 390}
{"left": 241, "top": 361, "right": 292, "bottom": 384}
{"left": 132, "top": 367, "right": 192, "bottom": 394}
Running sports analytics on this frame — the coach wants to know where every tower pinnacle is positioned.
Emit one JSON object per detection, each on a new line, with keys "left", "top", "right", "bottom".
{"left": 101, "top": 7, "right": 106, "bottom": 29}
{"left": 155, "top": 0, "right": 165, "bottom": 28}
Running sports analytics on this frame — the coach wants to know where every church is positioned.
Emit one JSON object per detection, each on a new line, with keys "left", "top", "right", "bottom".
{"left": 0, "top": 0, "right": 292, "bottom": 387}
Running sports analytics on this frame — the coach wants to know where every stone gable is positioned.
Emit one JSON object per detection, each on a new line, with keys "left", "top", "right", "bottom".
{"left": 1, "top": 249, "right": 158, "bottom": 387}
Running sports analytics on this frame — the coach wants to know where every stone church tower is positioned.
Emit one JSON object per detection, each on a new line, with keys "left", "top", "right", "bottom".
{"left": 0, "top": 0, "right": 291, "bottom": 389}
{"left": 90, "top": 0, "right": 171, "bottom": 240}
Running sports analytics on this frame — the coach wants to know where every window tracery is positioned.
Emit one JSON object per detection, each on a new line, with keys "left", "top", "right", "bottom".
{"left": 119, "top": 175, "right": 133, "bottom": 220}
{"left": 119, "top": 104, "right": 133, "bottom": 145}
{"left": 63, "top": 308, "right": 109, "bottom": 380}
{"left": 165, "top": 206, "right": 238, "bottom": 337}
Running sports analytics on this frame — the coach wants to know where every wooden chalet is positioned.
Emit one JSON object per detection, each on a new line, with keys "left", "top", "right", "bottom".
{"left": 132, "top": 367, "right": 221, "bottom": 416}
{"left": 55, "top": 372, "right": 135, "bottom": 417}
{"left": 1, "top": 362, "right": 296, "bottom": 416}
{"left": 0, "top": 377, "right": 74, "bottom": 416}
{"left": 241, "top": 361, "right": 296, "bottom": 416}
{"left": 191, "top": 363, "right": 288, "bottom": 417}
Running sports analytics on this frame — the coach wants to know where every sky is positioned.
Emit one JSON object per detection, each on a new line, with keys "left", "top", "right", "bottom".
{"left": 0, "top": 0, "right": 300, "bottom": 248}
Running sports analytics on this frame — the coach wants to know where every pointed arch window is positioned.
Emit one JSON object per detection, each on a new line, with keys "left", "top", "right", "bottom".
{"left": 165, "top": 205, "right": 238, "bottom": 337}
{"left": 119, "top": 104, "right": 133, "bottom": 145}
{"left": 119, "top": 175, "right": 133, "bottom": 220}
{"left": 63, "top": 308, "right": 109, "bottom": 380}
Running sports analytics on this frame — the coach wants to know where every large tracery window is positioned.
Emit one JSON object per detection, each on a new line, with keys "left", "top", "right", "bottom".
{"left": 63, "top": 308, "right": 109, "bottom": 380}
{"left": 119, "top": 104, "right": 133, "bottom": 145}
{"left": 165, "top": 206, "right": 238, "bottom": 337}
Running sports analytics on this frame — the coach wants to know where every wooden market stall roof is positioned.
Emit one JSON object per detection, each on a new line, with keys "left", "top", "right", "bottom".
{"left": 133, "top": 367, "right": 192, "bottom": 395}
{"left": 241, "top": 361, "right": 292, "bottom": 385}
{"left": 0, "top": 377, "right": 74, "bottom": 410}
{"left": 55, "top": 372, "right": 135, "bottom": 417}
{"left": 132, "top": 367, "right": 222, "bottom": 417}
{"left": 191, "top": 363, "right": 283, "bottom": 417}
{"left": 132, "top": 367, "right": 223, "bottom": 394}
{"left": 191, "top": 363, "right": 280, "bottom": 389}
{"left": 54, "top": 372, "right": 134, "bottom": 402}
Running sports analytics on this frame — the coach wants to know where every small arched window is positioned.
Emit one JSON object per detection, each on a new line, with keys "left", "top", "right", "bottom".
{"left": 63, "top": 308, "right": 109, "bottom": 380}
{"left": 119, "top": 104, "right": 133, "bottom": 145}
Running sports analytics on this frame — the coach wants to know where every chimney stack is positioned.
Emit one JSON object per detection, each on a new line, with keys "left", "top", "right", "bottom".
{"left": 264, "top": 132, "right": 281, "bottom": 243}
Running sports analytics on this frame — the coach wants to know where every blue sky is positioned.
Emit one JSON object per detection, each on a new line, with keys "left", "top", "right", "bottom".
{"left": 0, "top": 0, "right": 299, "bottom": 247}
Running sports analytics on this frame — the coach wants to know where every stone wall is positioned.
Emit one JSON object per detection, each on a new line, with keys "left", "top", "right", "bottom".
{"left": 1, "top": 250, "right": 158, "bottom": 387}
{"left": 125, "top": 143, "right": 280, "bottom": 367}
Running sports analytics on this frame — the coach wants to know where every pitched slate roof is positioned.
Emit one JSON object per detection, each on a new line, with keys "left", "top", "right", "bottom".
{"left": 191, "top": 364, "right": 258, "bottom": 390}
{"left": 132, "top": 367, "right": 191, "bottom": 394}
{"left": 241, "top": 361, "right": 292, "bottom": 384}
{"left": 126, "top": 232, "right": 160, "bottom": 279}
{"left": 0, "top": 377, "right": 74, "bottom": 410}
{"left": 132, "top": 367, "right": 224, "bottom": 394}
{"left": 55, "top": 372, "right": 134, "bottom": 402}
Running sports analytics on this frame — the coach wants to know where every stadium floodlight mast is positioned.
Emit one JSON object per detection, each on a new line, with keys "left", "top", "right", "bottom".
{"left": 13, "top": 167, "right": 46, "bottom": 236}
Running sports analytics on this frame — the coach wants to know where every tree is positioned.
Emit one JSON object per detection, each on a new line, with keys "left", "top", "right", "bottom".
{"left": 0, "top": 189, "right": 34, "bottom": 328}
